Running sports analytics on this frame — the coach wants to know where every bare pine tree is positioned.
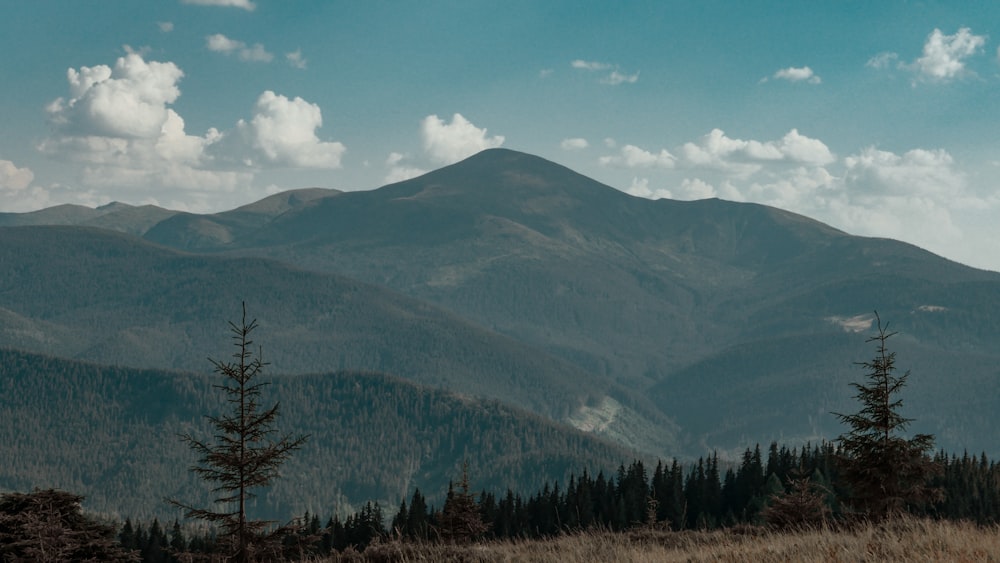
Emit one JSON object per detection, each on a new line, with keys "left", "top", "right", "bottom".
{"left": 168, "top": 303, "right": 307, "bottom": 563}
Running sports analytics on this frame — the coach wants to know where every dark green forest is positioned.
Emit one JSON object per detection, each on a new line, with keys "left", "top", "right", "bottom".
{"left": 108, "top": 444, "right": 1000, "bottom": 561}
{"left": 0, "top": 348, "right": 634, "bottom": 520}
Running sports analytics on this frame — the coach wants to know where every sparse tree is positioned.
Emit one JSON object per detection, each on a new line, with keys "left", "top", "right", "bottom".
{"left": 168, "top": 303, "right": 308, "bottom": 562}
{"left": 833, "top": 312, "right": 941, "bottom": 520}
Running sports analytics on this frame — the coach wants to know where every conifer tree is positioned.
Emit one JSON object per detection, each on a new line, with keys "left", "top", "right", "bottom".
{"left": 438, "top": 461, "right": 488, "bottom": 543}
{"left": 168, "top": 303, "right": 307, "bottom": 562}
{"left": 833, "top": 312, "right": 941, "bottom": 520}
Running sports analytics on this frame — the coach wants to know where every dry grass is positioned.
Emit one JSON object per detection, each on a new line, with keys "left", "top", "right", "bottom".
{"left": 325, "top": 517, "right": 1000, "bottom": 562}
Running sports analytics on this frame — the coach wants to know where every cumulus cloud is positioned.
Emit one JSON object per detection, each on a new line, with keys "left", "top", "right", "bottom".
{"left": 46, "top": 51, "right": 183, "bottom": 139}
{"left": 158, "top": 21, "right": 174, "bottom": 33}
{"left": 383, "top": 152, "right": 427, "bottom": 184}
{"left": 0, "top": 159, "right": 34, "bottom": 193}
{"left": 600, "top": 144, "right": 675, "bottom": 169}
{"left": 206, "top": 34, "right": 273, "bottom": 62}
{"left": 420, "top": 113, "right": 504, "bottom": 164}
{"left": 182, "top": 0, "right": 255, "bottom": 10}
{"left": 560, "top": 138, "right": 589, "bottom": 151}
{"left": 571, "top": 59, "right": 639, "bottom": 85}
{"left": 680, "top": 128, "right": 834, "bottom": 177}
{"left": 771, "top": 66, "right": 821, "bottom": 84}
{"left": 286, "top": 49, "right": 307, "bottom": 69}
{"left": 913, "top": 27, "right": 985, "bottom": 81}
{"left": 236, "top": 91, "right": 345, "bottom": 168}
{"left": 39, "top": 51, "right": 261, "bottom": 207}
{"left": 844, "top": 146, "right": 964, "bottom": 199}
{"left": 0, "top": 160, "right": 53, "bottom": 212}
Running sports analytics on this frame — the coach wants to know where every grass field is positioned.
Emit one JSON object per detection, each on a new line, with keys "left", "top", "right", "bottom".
{"left": 332, "top": 517, "right": 1000, "bottom": 562}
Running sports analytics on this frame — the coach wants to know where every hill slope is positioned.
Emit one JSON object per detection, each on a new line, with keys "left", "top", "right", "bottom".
{"left": 0, "top": 348, "right": 636, "bottom": 520}
{"left": 5, "top": 149, "right": 1000, "bottom": 457}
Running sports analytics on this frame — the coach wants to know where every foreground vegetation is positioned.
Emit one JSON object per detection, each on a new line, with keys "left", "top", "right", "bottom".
{"left": 6, "top": 309, "right": 998, "bottom": 562}
{"left": 344, "top": 517, "right": 1000, "bottom": 562}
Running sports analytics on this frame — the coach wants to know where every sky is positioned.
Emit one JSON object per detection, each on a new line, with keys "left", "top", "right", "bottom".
{"left": 2, "top": 1, "right": 1000, "bottom": 271}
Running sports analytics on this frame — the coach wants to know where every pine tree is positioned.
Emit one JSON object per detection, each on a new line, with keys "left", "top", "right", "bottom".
{"left": 168, "top": 303, "right": 308, "bottom": 562}
{"left": 833, "top": 312, "right": 941, "bottom": 520}
{"left": 438, "top": 461, "right": 488, "bottom": 543}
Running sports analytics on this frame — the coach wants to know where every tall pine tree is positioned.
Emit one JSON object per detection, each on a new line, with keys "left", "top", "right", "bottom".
{"left": 168, "top": 303, "right": 307, "bottom": 562}
{"left": 833, "top": 312, "right": 941, "bottom": 520}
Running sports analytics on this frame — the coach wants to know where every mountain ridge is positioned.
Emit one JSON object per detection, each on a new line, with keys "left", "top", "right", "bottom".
{"left": 2, "top": 148, "right": 999, "bottom": 459}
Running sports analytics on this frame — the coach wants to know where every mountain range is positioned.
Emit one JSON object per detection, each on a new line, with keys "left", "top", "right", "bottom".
{"left": 2, "top": 148, "right": 999, "bottom": 517}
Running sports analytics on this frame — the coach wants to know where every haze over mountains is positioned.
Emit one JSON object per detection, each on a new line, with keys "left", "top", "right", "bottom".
{"left": 2, "top": 148, "right": 999, "bottom": 517}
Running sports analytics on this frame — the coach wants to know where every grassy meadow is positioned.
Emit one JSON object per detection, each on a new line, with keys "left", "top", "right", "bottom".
{"left": 327, "top": 517, "right": 1000, "bottom": 562}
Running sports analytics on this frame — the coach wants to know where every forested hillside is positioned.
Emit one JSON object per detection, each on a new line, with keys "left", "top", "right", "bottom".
{"left": 0, "top": 225, "right": 672, "bottom": 442}
{"left": 0, "top": 348, "right": 636, "bottom": 520}
{"left": 3, "top": 149, "right": 1000, "bottom": 460}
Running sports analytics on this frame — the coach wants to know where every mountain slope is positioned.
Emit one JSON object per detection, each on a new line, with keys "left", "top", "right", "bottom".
{"left": 5, "top": 149, "right": 1000, "bottom": 457}
{"left": 0, "top": 348, "right": 637, "bottom": 520}
{"left": 0, "top": 225, "right": 620, "bottom": 423}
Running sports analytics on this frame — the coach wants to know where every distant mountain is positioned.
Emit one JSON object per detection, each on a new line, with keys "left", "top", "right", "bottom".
{"left": 0, "top": 348, "right": 635, "bottom": 520}
{"left": 145, "top": 187, "right": 339, "bottom": 248}
{"left": 4, "top": 149, "right": 1000, "bottom": 458}
{"left": 0, "top": 201, "right": 176, "bottom": 236}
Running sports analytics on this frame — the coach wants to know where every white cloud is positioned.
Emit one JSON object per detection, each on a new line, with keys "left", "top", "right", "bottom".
{"left": 206, "top": 34, "right": 273, "bottom": 62}
{"left": 158, "top": 21, "right": 174, "bottom": 33}
{"left": 182, "top": 0, "right": 255, "bottom": 10}
{"left": 776, "top": 129, "right": 836, "bottom": 166}
{"left": 0, "top": 159, "right": 34, "bottom": 193}
{"left": 571, "top": 60, "right": 612, "bottom": 71}
{"left": 539, "top": 68, "right": 553, "bottom": 78}
{"left": 383, "top": 152, "right": 427, "bottom": 184}
{"left": 47, "top": 52, "right": 183, "bottom": 139}
{"left": 844, "top": 146, "right": 964, "bottom": 198}
{"left": 571, "top": 59, "right": 639, "bottom": 85}
{"left": 912, "top": 27, "right": 985, "bottom": 82}
{"left": 39, "top": 51, "right": 256, "bottom": 206}
{"left": 600, "top": 144, "right": 675, "bottom": 169}
{"left": 236, "top": 91, "right": 346, "bottom": 168}
{"left": 772, "top": 66, "right": 821, "bottom": 84}
{"left": 680, "top": 128, "right": 834, "bottom": 177}
{"left": 866, "top": 51, "right": 899, "bottom": 69}
{"left": 286, "top": 49, "right": 307, "bottom": 69}
{"left": 560, "top": 138, "right": 589, "bottom": 151}
{"left": 0, "top": 160, "right": 51, "bottom": 212}
{"left": 420, "top": 113, "right": 504, "bottom": 164}
{"left": 602, "top": 70, "right": 640, "bottom": 85}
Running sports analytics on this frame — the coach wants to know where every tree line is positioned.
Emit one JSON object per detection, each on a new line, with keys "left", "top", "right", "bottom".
{"left": 4, "top": 309, "right": 998, "bottom": 562}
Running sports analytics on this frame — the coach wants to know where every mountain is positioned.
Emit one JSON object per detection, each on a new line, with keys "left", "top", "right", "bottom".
{"left": 0, "top": 201, "right": 177, "bottom": 236}
{"left": 144, "top": 187, "right": 340, "bottom": 247}
{"left": 138, "top": 149, "right": 1000, "bottom": 454}
{"left": 4, "top": 148, "right": 1000, "bottom": 458}
{"left": 0, "top": 348, "right": 636, "bottom": 520}
{"left": 0, "top": 225, "right": 630, "bottom": 423}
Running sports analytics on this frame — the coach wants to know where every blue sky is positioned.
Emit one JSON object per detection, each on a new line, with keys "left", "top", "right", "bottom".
{"left": 2, "top": 1, "right": 1000, "bottom": 271}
